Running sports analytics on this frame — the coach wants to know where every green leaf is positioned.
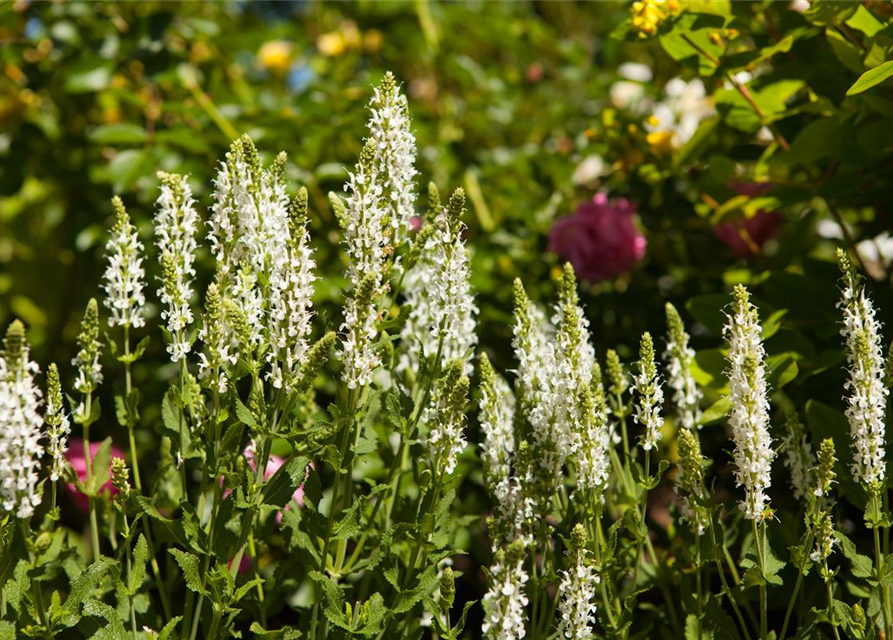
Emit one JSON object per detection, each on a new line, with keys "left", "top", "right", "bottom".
{"left": 89, "top": 437, "right": 113, "bottom": 495}
{"left": 248, "top": 623, "right": 302, "bottom": 640}
{"left": 263, "top": 457, "right": 310, "bottom": 509}
{"left": 89, "top": 124, "right": 148, "bottom": 145}
{"left": 168, "top": 549, "right": 207, "bottom": 596}
{"left": 847, "top": 60, "right": 893, "bottom": 96}
{"left": 128, "top": 534, "right": 148, "bottom": 595}
{"left": 64, "top": 64, "right": 112, "bottom": 93}
{"left": 154, "top": 616, "right": 183, "bottom": 640}
{"left": 308, "top": 571, "right": 348, "bottom": 629}
{"left": 699, "top": 397, "right": 731, "bottom": 426}
{"left": 838, "top": 532, "right": 874, "bottom": 579}
{"left": 845, "top": 5, "right": 885, "bottom": 37}
{"left": 235, "top": 397, "right": 258, "bottom": 428}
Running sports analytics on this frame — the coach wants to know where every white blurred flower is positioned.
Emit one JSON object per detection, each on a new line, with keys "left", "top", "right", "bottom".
{"left": 647, "top": 77, "right": 715, "bottom": 146}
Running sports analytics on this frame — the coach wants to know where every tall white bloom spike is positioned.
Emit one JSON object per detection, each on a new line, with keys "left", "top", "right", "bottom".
{"left": 44, "top": 363, "right": 70, "bottom": 483}
{"left": 367, "top": 71, "right": 418, "bottom": 246}
{"left": 633, "top": 332, "right": 664, "bottom": 451}
{"left": 103, "top": 196, "right": 147, "bottom": 329}
{"left": 154, "top": 171, "right": 199, "bottom": 362}
{"left": 266, "top": 190, "right": 317, "bottom": 391}
{"left": 0, "top": 321, "right": 44, "bottom": 518}
{"left": 574, "top": 368, "right": 611, "bottom": 494}
{"left": 482, "top": 540, "right": 529, "bottom": 640}
{"left": 724, "top": 284, "right": 774, "bottom": 522}
{"left": 557, "top": 525, "right": 599, "bottom": 640}
{"left": 479, "top": 353, "right": 516, "bottom": 494}
{"left": 664, "top": 302, "right": 702, "bottom": 429}
{"left": 427, "top": 361, "right": 470, "bottom": 475}
{"left": 838, "top": 249, "right": 888, "bottom": 492}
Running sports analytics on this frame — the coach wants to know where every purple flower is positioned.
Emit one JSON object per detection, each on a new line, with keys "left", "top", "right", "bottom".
{"left": 549, "top": 193, "right": 646, "bottom": 281}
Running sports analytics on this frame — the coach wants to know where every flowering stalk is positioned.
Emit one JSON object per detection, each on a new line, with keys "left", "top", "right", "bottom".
{"left": 482, "top": 539, "right": 529, "bottom": 640}
{"left": 72, "top": 298, "right": 103, "bottom": 559}
{"left": 664, "top": 302, "right": 702, "bottom": 429}
{"left": 557, "top": 524, "right": 599, "bottom": 640}
{"left": 44, "top": 363, "right": 68, "bottom": 518}
{"left": 725, "top": 284, "right": 774, "bottom": 639}
{"left": 837, "top": 248, "right": 891, "bottom": 638}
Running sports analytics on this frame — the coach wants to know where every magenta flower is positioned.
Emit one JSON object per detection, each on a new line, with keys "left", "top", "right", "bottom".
{"left": 64, "top": 439, "right": 126, "bottom": 513}
{"left": 549, "top": 193, "right": 646, "bottom": 282}
{"left": 713, "top": 182, "right": 781, "bottom": 258}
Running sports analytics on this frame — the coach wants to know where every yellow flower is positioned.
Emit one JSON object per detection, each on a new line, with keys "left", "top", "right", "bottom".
{"left": 630, "top": 0, "right": 680, "bottom": 38}
{"left": 364, "top": 29, "right": 383, "bottom": 53}
{"left": 647, "top": 130, "right": 676, "bottom": 155}
{"left": 317, "top": 32, "right": 345, "bottom": 57}
{"left": 258, "top": 40, "right": 293, "bottom": 73}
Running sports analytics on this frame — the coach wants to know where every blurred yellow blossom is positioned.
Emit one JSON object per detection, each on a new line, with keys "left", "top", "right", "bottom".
{"left": 364, "top": 29, "right": 383, "bottom": 53}
{"left": 317, "top": 32, "right": 346, "bottom": 57}
{"left": 630, "top": 0, "right": 680, "bottom": 38}
{"left": 646, "top": 130, "right": 675, "bottom": 155}
{"left": 258, "top": 40, "right": 293, "bottom": 73}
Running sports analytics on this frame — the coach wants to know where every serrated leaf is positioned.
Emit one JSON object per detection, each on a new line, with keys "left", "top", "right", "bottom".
{"left": 308, "top": 571, "right": 348, "bottom": 629}
{"left": 128, "top": 534, "right": 148, "bottom": 595}
{"left": 235, "top": 396, "right": 258, "bottom": 428}
{"left": 838, "top": 532, "right": 874, "bottom": 579}
{"left": 168, "top": 549, "right": 206, "bottom": 596}
{"left": 249, "top": 622, "right": 302, "bottom": 639}
{"left": 263, "top": 456, "right": 310, "bottom": 509}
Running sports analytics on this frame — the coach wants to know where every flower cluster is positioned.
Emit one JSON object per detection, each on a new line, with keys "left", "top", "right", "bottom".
{"left": 557, "top": 525, "right": 599, "bottom": 640}
{"left": 633, "top": 332, "right": 664, "bottom": 451}
{"left": 44, "top": 363, "right": 70, "bottom": 483}
{"left": 482, "top": 540, "right": 529, "bottom": 640}
{"left": 725, "top": 284, "right": 774, "bottom": 522}
{"left": 838, "top": 249, "right": 888, "bottom": 493}
{"left": 663, "top": 302, "right": 702, "bottom": 429}
{"left": 72, "top": 298, "right": 103, "bottom": 396}
{"left": 103, "top": 196, "right": 146, "bottom": 329}
{"left": 0, "top": 321, "right": 44, "bottom": 518}
{"left": 426, "top": 361, "right": 470, "bottom": 476}
{"left": 781, "top": 405, "right": 814, "bottom": 502}
{"left": 674, "top": 427, "right": 709, "bottom": 535}
{"left": 154, "top": 171, "right": 199, "bottom": 362}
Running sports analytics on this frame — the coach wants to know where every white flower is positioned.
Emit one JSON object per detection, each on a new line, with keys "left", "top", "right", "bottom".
{"left": 103, "top": 197, "right": 146, "bottom": 329}
{"left": 724, "top": 285, "right": 774, "bottom": 522}
{"left": 647, "top": 77, "right": 714, "bottom": 146}
{"left": 265, "top": 201, "right": 317, "bottom": 392}
{"left": 426, "top": 363, "right": 469, "bottom": 476}
{"left": 633, "top": 332, "right": 664, "bottom": 451}
{"left": 838, "top": 250, "right": 888, "bottom": 491}
{"left": 401, "top": 191, "right": 478, "bottom": 376}
{"left": 781, "top": 406, "right": 814, "bottom": 502}
{"left": 557, "top": 555, "right": 599, "bottom": 640}
{"left": 154, "top": 172, "right": 199, "bottom": 362}
{"left": 0, "top": 322, "right": 44, "bottom": 519}
{"left": 479, "top": 355, "right": 516, "bottom": 493}
{"left": 574, "top": 382, "right": 611, "bottom": 495}
{"left": 664, "top": 303, "right": 703, "bottom": 430}
{"left": 482, "top": 544, "right": 529, "bottom": 640}
{"left": 367, "top": 71, "right": 418, "bottom": 246}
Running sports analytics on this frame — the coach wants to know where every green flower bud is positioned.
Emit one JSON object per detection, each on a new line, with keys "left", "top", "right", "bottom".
{"left": 3, "top": 320, "right": 25, "bottom": 372}
{"left": 606, "top": 349, "right": 627, "bottom": 397}
{"left": 570, "top": 522, "right": 587, "bottom": 551}
{"left": 439, "top": 567, "right": 455, "bottom": 610}
{"left": 427, "top": 182, "right": 441, "bottom": 217}
{"left": 815, "top": 438, "right": 837, "bottom": 499}
{"left": 111, "top": 457, "right": 131, "bottom": 498}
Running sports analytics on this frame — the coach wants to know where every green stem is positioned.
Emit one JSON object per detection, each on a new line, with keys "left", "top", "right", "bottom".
{"left": 825, "top": 568, "right": 841, "bottom": 640}
{"left": 20, "top": 520, "right": 50, "bottom": 637}
{"left": 751, "top": 520, "right": 767, "bottom": 640}
{"left": 707, "top": 506, "right": 753, "bottom": 640}
{"left": 82, "top": 397, "right": 101, "bottom": 560}
{"left": 631, "top": 449, "right": 650, "bottom": 590}
{"left": 872, "top": 495, "right": 892, "bottom": 639}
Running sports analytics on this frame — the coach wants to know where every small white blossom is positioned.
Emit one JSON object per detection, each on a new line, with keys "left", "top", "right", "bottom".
{"left": 0, "top": 322, "right": 44, "bottom": 519}
{"left": 482, "top": 543, "right": 529, "bottom": 640}
{"left": 103, "top": 197, "right": 146, "bottom": 329}
{"left": 725, "top": 285, "right": 774, "bottom": 522}
{"left": 838, "top": 250, "right": 888, "bottom": 491}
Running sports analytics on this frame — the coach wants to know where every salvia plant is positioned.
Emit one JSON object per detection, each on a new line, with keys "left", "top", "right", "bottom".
{"left": 3, "top": 71, "right": 893, "bottom": 640}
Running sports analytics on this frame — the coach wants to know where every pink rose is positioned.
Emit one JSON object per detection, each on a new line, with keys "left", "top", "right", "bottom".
{"left": 549, "top": 193, "right": 646, "bottom": 281}
{"left": 713, "top": 182, "right": 781, "bottom": 258}
{"left": 64, "top": 439, "right": 126, "bottom": 513}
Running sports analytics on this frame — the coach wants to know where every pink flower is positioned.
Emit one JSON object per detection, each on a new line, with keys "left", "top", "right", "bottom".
{"left": 713, "top": 182, "right": 781, "bottom": 258}
{"left": 549, "top": 193, "right": 646, "bottom": 281}
{"left": 64, "top": 439, "right": 126, "bottom": 513}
